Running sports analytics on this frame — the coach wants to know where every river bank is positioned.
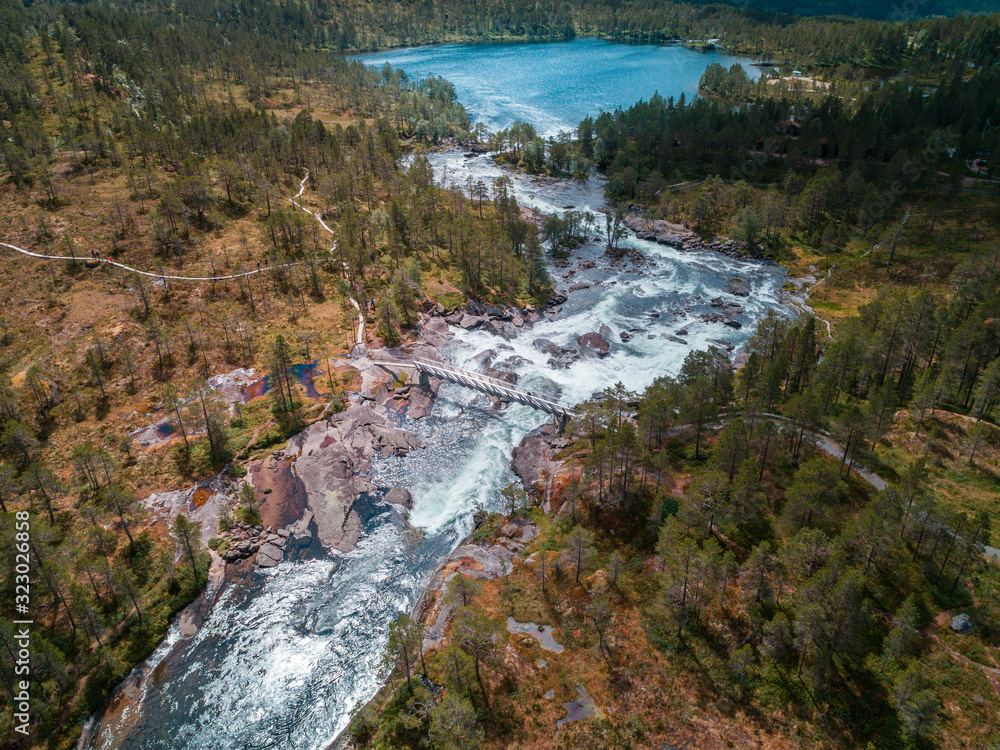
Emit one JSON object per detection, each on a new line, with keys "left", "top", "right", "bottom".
{"left": 81, "top": 137, "right": 800, "bottom": 748}
{"left": 80, "top": 288, "right": 575, "bottom": 748}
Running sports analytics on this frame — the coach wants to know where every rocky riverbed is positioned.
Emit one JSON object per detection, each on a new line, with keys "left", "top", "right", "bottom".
{"left": 622, "top": 214, "right": 765, "bottom": 259}
{"left": 85, "top": 144, "right": 797, "bottom": 750}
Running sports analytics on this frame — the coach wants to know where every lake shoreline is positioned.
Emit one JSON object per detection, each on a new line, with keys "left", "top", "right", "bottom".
{"left": 339, "top": 34, "right": 759, "bottom": 58}
{"left": 355, "top": 38, "right": 760, "bottom": 138}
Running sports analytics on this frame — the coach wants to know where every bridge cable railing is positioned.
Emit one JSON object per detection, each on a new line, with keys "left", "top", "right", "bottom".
{"left": 371, "top": 357, "right": 575, "bottom": 418}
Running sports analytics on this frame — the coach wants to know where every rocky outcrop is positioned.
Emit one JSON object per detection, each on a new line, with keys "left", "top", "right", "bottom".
{"left": 143, "top": 473, "right": 239, "bottom": 546}
{"left": 280, "top": 405, "right": 424, "bottom": 552}
{"left": 511, "top": 427, "right": 570, "bottom": 504}
{"left": 416, "top": 518, "right": 541, "bottom": 653}
{"left": 418, "top": 298, "right": 446, "bottom": 316}
{"left": 218, "top": 522, "right": 262, "bottom": 563}
{"left": 502, "top": 517, "right": 539, "bottom": 545}
{"left": 624, "top": 215, "right": 763, "bottom": 259}
{"left": 353, "top": 354, "right": 442, "bottom": 421}
{"left": 447, "top": 301, "right": 541, "bottom": 332}
{"left": 210, "top": 505, "right": 316, "bottom": 568}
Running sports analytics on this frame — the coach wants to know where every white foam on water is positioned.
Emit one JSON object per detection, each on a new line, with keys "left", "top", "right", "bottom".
{"left": 97, "top": 129, "right": 791, "bottom": 750}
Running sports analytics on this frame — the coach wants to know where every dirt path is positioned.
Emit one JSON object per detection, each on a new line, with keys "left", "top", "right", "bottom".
{"left": 928, "top": 613, "right": 1000, "bottom": 695}
{"left": 0, "top": 240, "right": 307, "bottom": 281}
{"left": 288, "top": 172, "right": 365, "bottom": 344}
{"left": 2, "top": 170, "right": 367, "bottom": 343}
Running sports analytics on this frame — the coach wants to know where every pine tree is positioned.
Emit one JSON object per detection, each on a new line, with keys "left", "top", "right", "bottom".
{"left": 171, "top": 514, "right": 203, "bottom": 582}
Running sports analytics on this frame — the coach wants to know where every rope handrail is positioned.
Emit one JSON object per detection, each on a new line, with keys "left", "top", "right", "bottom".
{"left": 414, "top": 358, "right": 570, "bottom": 411}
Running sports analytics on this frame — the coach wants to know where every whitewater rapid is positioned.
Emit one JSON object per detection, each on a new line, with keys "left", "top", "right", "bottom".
{"left": 89, "top": 153, "right": 788, "bottom": 750}
{"left": 428, "top": 150, "right": 787, "bottom": 402}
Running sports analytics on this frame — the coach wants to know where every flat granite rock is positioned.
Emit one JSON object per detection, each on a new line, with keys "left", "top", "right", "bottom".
{"left": 283, "top": 403, "right": 423, "bottom": 554}
{"left": 301, "top": 471, "right": 372, "bottom": 552}
{"left": 447, "top": 544, "right": 513, "bottom": 579}
{"left": 255, "top": 541, "right": 283, "bottom": 568}
{"left": 557, "top": 686, "right": 602, "bottom": 730}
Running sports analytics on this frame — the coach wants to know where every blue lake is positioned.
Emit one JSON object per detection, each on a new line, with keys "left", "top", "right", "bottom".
{"left": 357, "top": 38, "right": 759, "bottom": 136}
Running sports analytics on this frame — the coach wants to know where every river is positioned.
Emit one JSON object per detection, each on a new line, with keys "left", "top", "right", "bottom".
{"left": 86, "top": 41, "right": 783, "bottom": 750}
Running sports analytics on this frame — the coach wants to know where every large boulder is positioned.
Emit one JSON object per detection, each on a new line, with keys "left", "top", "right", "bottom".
{"left": 577, "top": 332, "right": 610, "bottom": 358}
{"left": 533, "top": 339, "right": 564, "bottom": 357}
{"left": 950, "top": 613, "right": 973, "bottom": 634}
{"left": 483, "top": 303, "right": 513, "bottom": 320}
{"left": 496, "top": 354, "right": 530, "bottom": 373}
{"left": 481, "top": 318, "right": 518, "bottom": 340}
{"left": 384, "top": 487, "right": 413, "bottom": 509}
{"left": 727, "top": 278, "right": 750, "bottom": 297}
{"left": 255, "top": 541, "right": 283, "bottom": 568}
{"left": 420, "top": 317, "right": 451, "bottom": 347}
{"left": 469, "top": 349, "right": 497, "bottom": 369}
{"left": 534, "top": 338, "right": 580, "bottom": 369}
{"left": 407, "top": 387, "right": 435, "bottom": 420}
{"left": 511, "top": 434, "right": 551, "bottom": 494}
{"left": 305, "top": 477, "right": 369, "bottom": 552}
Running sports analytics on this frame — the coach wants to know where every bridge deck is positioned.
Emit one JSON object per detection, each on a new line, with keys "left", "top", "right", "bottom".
{"left": 372, "top": 357, "right": 575, "bottom": 419}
